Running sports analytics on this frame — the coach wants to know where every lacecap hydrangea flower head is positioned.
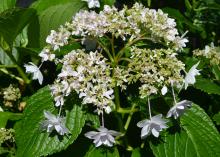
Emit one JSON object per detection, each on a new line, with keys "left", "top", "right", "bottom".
{"left": 35, "top": 3, "right": 196, "bottom": 147}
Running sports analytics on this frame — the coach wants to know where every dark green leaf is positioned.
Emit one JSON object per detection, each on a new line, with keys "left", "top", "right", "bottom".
{"left": 0, "top": 8, "right": 35, "bottom": 49}
{"left": 28, "top": 1, "right": 85, "bottom": 48}
{"left": 212, "top": 65, "right": 220, "bottom": 80}
{"left": 181, "top": 104, "right": 220, "bottom": 156}
{"left": 85, "top": 145, "right": 120, "bottom": 157}
{"left": 213, "top": 112, "right": 220, "bottom": 125}
{"left": 194, "top": 78, "right": 220, "bottom": 95}
{"left": 15, "top": 86, "right": 86, "bottom": 157}
{"left": 150, "top": 104, "right": 220, "bottom": 157}
{"left": 86, "top": 113, "right": 100, "bottom": 129}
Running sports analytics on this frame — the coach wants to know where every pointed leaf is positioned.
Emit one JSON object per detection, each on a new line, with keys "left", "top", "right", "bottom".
{"left": 150, "top": 104, "right": 220, "bottom": 157}
{"left": 194, "top": 78, "right": 220, "bottom": 95}
{"left": 15, "top": 86, "right": 86, "bottom": 157}
{"left": 0, "top": 8, "right": 35, "bottom": 49}
{"left": 28, "top": 1, "right": 85, "bottom": 48}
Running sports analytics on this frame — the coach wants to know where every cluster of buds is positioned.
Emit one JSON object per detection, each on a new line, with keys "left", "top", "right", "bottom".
{"left": 1, "top": 84, "right": 21, "bottom": 108}
{"left": 193, "top": 43, "right": 220, "bottom": 65}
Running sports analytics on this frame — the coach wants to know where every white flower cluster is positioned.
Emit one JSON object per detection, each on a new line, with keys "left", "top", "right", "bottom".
{"left": 39, "top": 3, "right": 188, "bottom": 62}
{"left": 115, "top": 47, "right": 185, "bottom": 97}
{"left": 50, "top": 49, "right": 114, "bottom": 113}
{"left": 193, "top": 43, "right": 220, "bottom": 65}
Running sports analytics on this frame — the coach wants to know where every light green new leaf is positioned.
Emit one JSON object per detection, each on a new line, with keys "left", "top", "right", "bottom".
{"left": 194, "top": 78, "right": 220, "bottom": 95}
{"left": 0, "top": 8, "right": 35, "bottom": 50}
{"left": 15, "top": 86, "right": 86, "bottom": 157}
{"left": 28, "top": 1, "right": 85, "bottom": 48}
{"left": 0, "top": 0, "right": 16, "bottom": 13}
{"left": 85, "top": 145, "right": 120, "bottom": 157}
{"left": 150, "top": 104, "right": 220, "bottom": 157}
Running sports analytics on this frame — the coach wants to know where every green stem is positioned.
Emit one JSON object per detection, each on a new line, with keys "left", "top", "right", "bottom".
{"left": 0, "top": 68, "right": 23, "bottom": 82}
{"left": 97, "top": 40, "right": 114, "bottom": 63}
{"left": 114, "top": 86, "right": 121, "bottom": 110}
{"left": 117, "top": 107, "right": 138, "bottom": 114}
{"left": 5, "top": 50, "right": 30, "bottom": 84}
{"left": 116, "top": 34, "right": 150, "bottom": 61}
{"left": 124, "top": 103, "right": 137, "bottom": 131}
{"left": 0, "top": 65, "right": 17, "bottom": 68}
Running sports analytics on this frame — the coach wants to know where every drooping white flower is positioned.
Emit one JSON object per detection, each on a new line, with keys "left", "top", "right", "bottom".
{"left": 82, "top": 0, "right": 100, "bottom": 9}
{"left": 167, "top": 100, "right": 192, "bottom": 119}
{"left": 161, "top": 85, "right": 168, "bottom": 95}
{"left": 137, "top": 114, "right": 168, "bottom": 139}
{"left": 85, "top": 126, "right": 121, "bottom": 147}
{"left": 41, "top": 110, "right": 69, "bottom": 135}
{"left": 24, "top": 62, "right": 43, "bottom": 85}
{"left": 184, "top": 61, "right": 200, "bottom": 89}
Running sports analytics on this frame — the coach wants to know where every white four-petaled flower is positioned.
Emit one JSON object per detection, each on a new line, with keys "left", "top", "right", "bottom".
{"left": 85, "top": 126, "right": 121, "bottom": 147}
{"left": 167, "top": 100, "right": 192, "bottom": 119}
{"left": 184, "top": 61, "right": 200, "bottom": 89}
{"left": 137, "top": 114, "right": 168, "bottom": 139}
{"left": 41, "top": 110, "right": 69, "bottom": 135}
{"left": 82, "top": 0, "right": 100, "bottom": 8}
{"left": 24, "top": 62, "right": 43, "bottom": 85}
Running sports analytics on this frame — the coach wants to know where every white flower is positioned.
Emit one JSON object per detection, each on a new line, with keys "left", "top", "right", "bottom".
{"left": 161, "top": 85, "right": 168, "bottom": 95}
{"left": 82, "top": 0, "right": 100, "bottom": 8}
{"left": 184, "top": 61, "right": 200, "bottom": 89}
{"left": 85, "top": 126, "right": 121, "bottom": 147}
{"left": 0, "top": 106, "right": 3, "bottom": 112}
{"left": 24, "top": 62, "right": 43, "bottom": 85}
{"left": 137, "top": 114, "right": 168, "bottom": 139}
{"left": 41, "top": 110, "right": 69, "bottom": 135}
{"left": 167, "top": 100, "right": 192, "bottom": 119}
{"left": 39, "top": 48, "right": 55, "bottom": 61}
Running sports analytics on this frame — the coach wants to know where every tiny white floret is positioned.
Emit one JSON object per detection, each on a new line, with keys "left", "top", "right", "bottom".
{"left": 82, "top": 0, "right": 100, "bottom": 8}
{"left": 161, "top": 85, "right": 168, "bottom": 95}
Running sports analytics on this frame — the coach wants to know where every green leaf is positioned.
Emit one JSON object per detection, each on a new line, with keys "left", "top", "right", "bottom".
{"left": 0, "top": 8, "right": 35, "bottom": 49}
{"left": 0, "top": 47, "right": 18, "bottom": 65}
{"left": 181, "top": 104, "right": 220, "bottom": 156}
{"left": 212, "top": 65, "right": 220, "bottom": 80}
{"left": 150, "top": 131, "right": 197, "bottom": 157}
{"left": 0, "top": 112, "right": 22, "bottom": 128}
{"left": 85, "top": 145, "right": 120, "bottom": 157}
{"left": 15, "top": 86, "right": 86, "bottom": 157}
{"left": 162, "top": 8, "right": 206, "bottom": 38}
{"left": 150, "top": 104, "right": 220, "bottom": 157}
{"left": 0, "top": 0, "right": 16, "bottom": 13}
{"left": 86, "top": 113, "right": 100, "bottom": 129}
{"left": 100, "top": 0, "right": 116, "bottom": 7}
{"left": 194, "top": 78, "right": 220, "bottom": 95}
{"left": 131, "top": 148, "right": 141, "bottom": 157}
{"left": 213, "top": 112, "right": 220, "bottom": 125}
{"left": 28, "top": 1, "right": 85, "bottom": 48}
